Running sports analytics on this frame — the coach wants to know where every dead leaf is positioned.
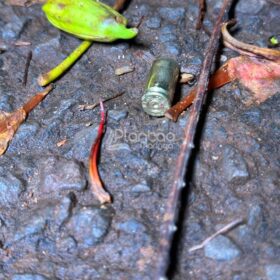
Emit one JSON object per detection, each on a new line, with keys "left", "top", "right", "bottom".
{"left": 225, "top": 56, "right": 280, "bottom": 105}
{"left": 0, "top": 108, "right": 26, "bottom": 155}
{"left": 0, "top": 85, "right": 53, "bottom": 156}
{"left": 56, "top": 139, "right": 67, "bottom": 147}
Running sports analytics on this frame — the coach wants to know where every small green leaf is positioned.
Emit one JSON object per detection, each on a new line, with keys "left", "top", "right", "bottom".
{"left": 43, "top": 0, "right": 138, "bottom": 42}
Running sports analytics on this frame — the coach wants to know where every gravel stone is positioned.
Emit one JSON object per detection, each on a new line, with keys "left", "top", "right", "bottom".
{"left": 163, "top": 42, "right": 182, "bottom": 56}
{"left": 39, "top": 156, "right": 86, "bottom": 193}
{"left": 131, "top": 180, "right": 151, "bottom": 193}
{"left": 108, "top": 109, "right": 128, "bottom": 121}
{"left": 13, "top": 215, "right": 47, "bottom": 243}
{"left": 116, "top": 219, "right": 146, "bottom": 234}
{"left": 221, "top": 145, "right": 249, "bottom": 184}
{"left": 204, "top": 235, "right": 241, "bottom": 261}
{"left": 235, "top": 0, "right": 266, "bottom": 14}
{"left": 240, "top": 108, "right": 262, "bottom": 125}
{"left": 159, "top": 7, "right": 185, "bottom": 23}
{"left": 145, "top": 17, "right": 161, "bottom": 29}
{"left": 69, "top": 126, "right": 98, "bottom": 161}
{"left": 11, "top": 275, "right": 49, "bottom": 280}
{"left": 66, "top": 207, "right": 111, "bottom": 247}
{"left": 265, "top": 264, "right": 280, "bottom": 280}
{"left": 0, "top": 172, "right": 24, "bottom": 206}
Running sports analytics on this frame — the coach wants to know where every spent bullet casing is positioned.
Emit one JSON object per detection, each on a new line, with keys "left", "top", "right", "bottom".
{"left": 142, "top": 58, "right": 179, "bottom": 117}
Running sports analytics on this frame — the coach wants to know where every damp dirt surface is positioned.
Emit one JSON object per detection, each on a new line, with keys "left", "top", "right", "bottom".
{"left": 0, "top": 0, "right": 280, "bottom": 279}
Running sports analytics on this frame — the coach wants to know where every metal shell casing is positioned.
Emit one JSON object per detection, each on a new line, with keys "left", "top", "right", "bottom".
{"left": 142, "top": 58, "right": 179, "bottom": 117}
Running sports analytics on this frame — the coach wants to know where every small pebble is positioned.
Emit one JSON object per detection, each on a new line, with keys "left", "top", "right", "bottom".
{"left": 108, "top": 110, "right": 128, "bottom": 121}
{"left": 116, "top": 219, "right": 146, "bottom": 234}
{"left": 39, "top": 156, "right": 86, "bottom": 193}
{"left": 115, "top": 65, "right": 134, "bottom": 76}
{"left": 265, "top": 264, "right": 280, "bottom": 280}
{"left": 131, "top": 180, "right": 151, "bottom": 193}
{"left": 145, "top": 17, "right": 161, "bottom": 29}
{"left": 221, "top": 145, "right": 249, "bottom": 184}
{"left": 204, "top": 235, "right": 241, "bottom": 261}
{"left": 159, "top": 7, "right": 185, "bottom": 23}
{"left": 11, "top": 274, "right": 49, "bottom": 280}
{"left": 0, "top": 172, "right": 24, "bottom": 206}
{"left": 66, "top": 207, "right": 111, "bottom": 247}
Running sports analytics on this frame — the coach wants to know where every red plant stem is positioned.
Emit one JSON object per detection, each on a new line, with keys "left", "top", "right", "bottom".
{"left": 155, "top": 0, "right": 234, "bottom": 278}
{"left": 165, "top": 62, "right": 232, "bottom": 122}
{"left": 88, "top": 100, "right": 111, "bottom": 204}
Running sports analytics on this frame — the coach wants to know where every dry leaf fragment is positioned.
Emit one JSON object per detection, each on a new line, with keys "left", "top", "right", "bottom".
{"left": 56, "top": 139, "right": 67, "bottom": 147}
{"left": 115, "top": 65, "right": 134, "bottom": 76}
{"left": 0, "top": 109, "right": 26, "bottom": 155}
{"left": 0, "top": 85, "right": 53, "bottom": 156}
{"left": 225, "top": 56, "right": 280, "bottom": 105}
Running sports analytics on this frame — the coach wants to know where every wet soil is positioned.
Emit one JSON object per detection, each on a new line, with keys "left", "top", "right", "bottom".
{"left": 0, "top": 0, "right": 279, "bottom": 279}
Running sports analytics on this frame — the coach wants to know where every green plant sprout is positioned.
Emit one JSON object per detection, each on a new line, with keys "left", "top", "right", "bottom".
{"left": 38, "top": 0, "right": 138, "bottom": 86}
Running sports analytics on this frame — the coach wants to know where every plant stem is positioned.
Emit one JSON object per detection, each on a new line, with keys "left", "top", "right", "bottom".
{"left": 155, "top": 0, "right": 234, "bottom": 278}
{"left": 37, "top": 40, "right": 92, "bottom": 86}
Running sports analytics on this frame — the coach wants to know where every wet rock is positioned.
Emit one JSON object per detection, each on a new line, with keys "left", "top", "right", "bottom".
{"left": 1, "top": 15, "right": 24, "bottom": 40}
{"left": 108, "top": 110, "right": 128, "bottom": 121}
{"left": 53, "top": 195, "right": 76, "bottom": 227}
{"left": 240, "top": 108, "right": 262, "bottom": 126}
{"left": 131, "top": 180, "right": 151, "bottom": 193}
{"left": 66, "top": 207, "right": 111, "bottom": 247}
{"left": 221, "top": 145, "right": 249, "bottom": 184}
{"left": 159, "top": 32, "right": 177, "bottom": 43}
{"left": 0, "top": 172, "right": 24, "bottom": 206}
{"left": 163, "top": 42, "right": 181, "bottom": 56}
{"left": 56, "top": 236, "right": 77, "bottom": 254}
{"left": 236, "top": 0, "right": 266, "bottom": 14}
{"left": 33, "top": 37, "right": 64, "bottom": 66}
{"left": 36, "top": 238, "right": 56, "bottom": 256}
{"left": 204, "top": 235, "right": 241, "bottom": 261}
{"left": 247, "top": 204, "right": 268, "bottom": 240}
{"left": 159, "top": 7, "right": 185, "bottom": 23}
{"left": 265, "top": 264, "right": 280, "bottom": 280}
{"left": 69, "top": 126, "right": 98, "bottom": 161}
{"left": 39, "top": 156, "right": 86, "bottom": 193}
{"left": 0, "top": 94, "right": 13, "bottom": 111}
{"left": 116, "top": 218, "right": 147, "bottom": 235}
{"left": 11, "top": 274, "right": 49, "bottom": 280}
{"left": 14, "top": 215, "right": 46, "bottom": 243}
{"left": 13, "top": 197, "right": 74, "bottom": 244}
{"left": 9, "top": 122, "right": 40, "bottom": 153}
{"left": 145, "top": 17, "right": 161, "bottom": 29}
{"left": 55, "top": 265, "right": 100, "bottom": 280}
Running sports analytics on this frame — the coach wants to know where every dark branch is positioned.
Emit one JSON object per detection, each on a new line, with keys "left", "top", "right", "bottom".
{"left": 154, "top": 0, "right": 235, "bottom": 278}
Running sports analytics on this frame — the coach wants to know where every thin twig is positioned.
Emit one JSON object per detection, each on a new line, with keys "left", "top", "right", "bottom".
{"left": 189, "top": 218, "right": 245, "bottom": 252}
{"left": 155, "top": 0, "right": 234, "bottom": 279}
{"left": 196, "top": 0, "right": 206, "bottom": 30}
{"left": 222, "top": 19, "right": 280, "bottom": 62}
{"left": 23, "top": 51, "right": 32, "bottom": 86}
{"left": 78, "top": 92, "right": 124, "bottom": 111}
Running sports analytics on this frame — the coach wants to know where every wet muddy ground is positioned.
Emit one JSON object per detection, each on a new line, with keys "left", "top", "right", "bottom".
{"left": 0, "top": 0, "right": 279, "bottom": 279}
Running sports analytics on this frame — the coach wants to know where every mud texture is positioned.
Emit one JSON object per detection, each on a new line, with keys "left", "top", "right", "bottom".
{"left": 0, "top": 0, "right": 279, "bottom": 279}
